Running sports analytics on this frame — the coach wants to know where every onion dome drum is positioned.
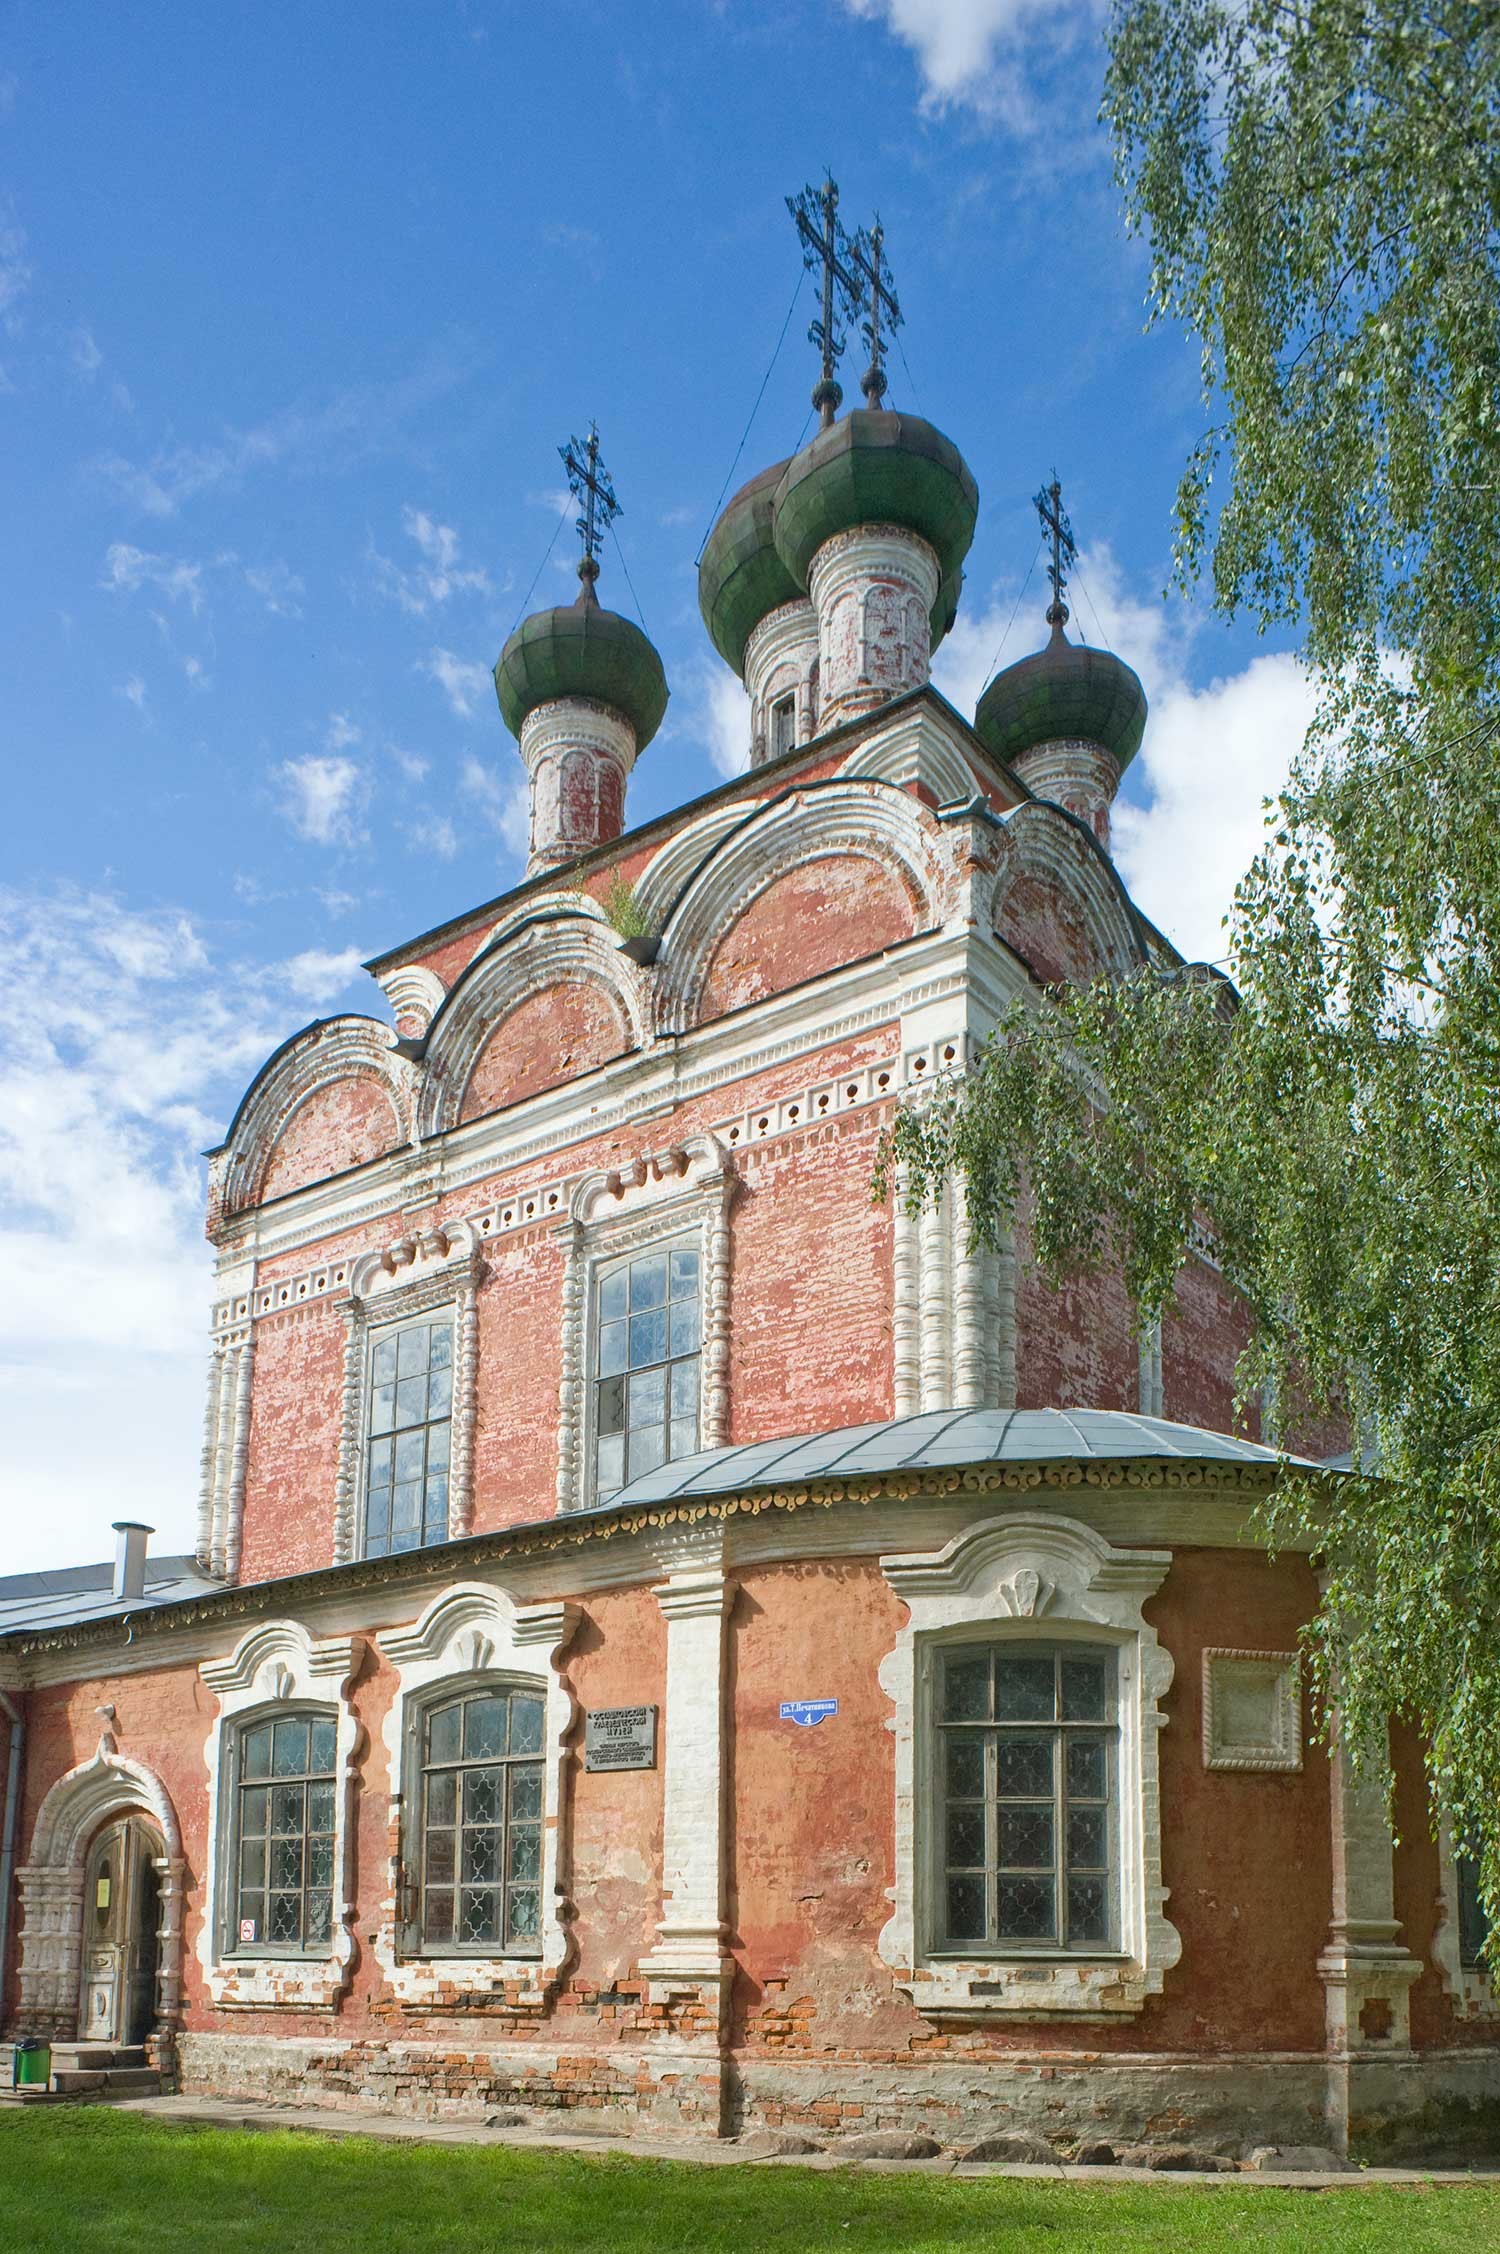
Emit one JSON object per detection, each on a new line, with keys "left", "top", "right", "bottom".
{"left": 494, "top": 573, "right": 669, "bottom": 753}
{"left": 771, "top": 410, "right": 978, "bottom": 596}
{"left": 973, "top": 618, "right": 1148, "bottom": 776}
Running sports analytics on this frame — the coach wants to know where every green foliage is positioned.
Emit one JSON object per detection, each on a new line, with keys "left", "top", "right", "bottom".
{"left": 599, "top": 873, "right": 655, "bottom": 940}
{"left": 885, "top": 3, "right": 1500, "bottom": 1921}
{"left": 4, "top": 2110, "right": 1500, "bottom": 2252}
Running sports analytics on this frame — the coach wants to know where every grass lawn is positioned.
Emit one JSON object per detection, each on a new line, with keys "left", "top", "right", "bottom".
{"left": 3, "top": 2110, "right": 1499, "bottom": 2253}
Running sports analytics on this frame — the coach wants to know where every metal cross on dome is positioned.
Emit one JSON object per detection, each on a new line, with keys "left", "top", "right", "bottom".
{"left": 559, "top": 423, "right": 621, "bottom": 583}
{"left": 786, "top": 174, "right": 863, "bottom": 428}
{"left": 850, "top": 215, "right": 902, "bottom": 407}
{"left": 1035, "top": 471, "right": 1078, "bottom": 630}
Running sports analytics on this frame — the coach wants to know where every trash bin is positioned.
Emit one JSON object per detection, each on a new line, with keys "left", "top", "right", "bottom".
{"left": 13, "top": 2038, "right": 50, "bottom": 2089}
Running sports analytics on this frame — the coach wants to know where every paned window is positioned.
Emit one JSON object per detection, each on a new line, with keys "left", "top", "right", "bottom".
{"left": 231, "top": 1711, "right": 337, "bottom": 1954}
{"left": 936, "top": 1642, "right": 1116, "bottom": 1953}
{"left": 593, "top": 1244, "right": 700, "bottom": 1501}
{"left": 364, "top": 1317, "right": 453, "bottom": 1558}
{"left": 417, "top": 1686, "right": 544, "bottom": 1955}
{"left": 1458, "top": 1852, "right": 1493, "bottom": 1972}
{"left": 770, "top": 692, "right": 796, "bottom": 759}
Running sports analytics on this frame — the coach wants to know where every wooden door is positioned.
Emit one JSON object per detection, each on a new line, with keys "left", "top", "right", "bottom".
{"left": 79, "top": 1820, "right": 160, "bottom": 2044}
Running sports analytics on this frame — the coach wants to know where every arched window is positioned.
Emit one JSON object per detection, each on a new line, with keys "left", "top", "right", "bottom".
{"left": 414, "top": 1685, "right": 545, "bottom": 1956}
{"left": 229, "top": 1709, "right": 337, "bottom": 1955}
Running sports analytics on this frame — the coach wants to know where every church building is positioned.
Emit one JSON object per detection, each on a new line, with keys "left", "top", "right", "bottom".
{"left": 1, "top": 184, "right": 1495, "bottom": 2160}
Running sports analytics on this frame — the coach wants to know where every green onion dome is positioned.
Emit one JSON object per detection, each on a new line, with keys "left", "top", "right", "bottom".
{"left": 494, "top": 568, "right": 669, "bottom": 750}
{"left": 931, "top": 565, "right": 962, "bottom": 654}
{"left": 697, "top": 459, "right": 804, "bottom": 676}
{"left": 974, "top": 617, "right": 1148, "bottom": 776}
{"left": 771, "top": 409, "right": 979, "bottom": 593}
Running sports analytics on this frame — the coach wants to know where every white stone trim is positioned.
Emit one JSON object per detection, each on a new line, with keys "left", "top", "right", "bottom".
{"left": 377, "top": 962, "right": 446, "bottom": 1036}
{"left": 808, "top": 523, "right": 940, "bottom": 726}
{"left": 744, "top": 598, "right": 819, "bottom": 766}
{"left": 877, "top": 1510, "right": 1179, "bottom": 2018}
{"left": 993, "top": 799, "right": 1146, "bottom": 980}
{"left": 836, "top": 709, "right": 983, "bottom": 808}
{"left": 332, "top": 1222, "right": 484, "bottom": 1562}
{"left": 1202, "top": 1648, "right": 1302, "bottom": 1772}
{"left": 198, "top": 1620, "right": 364, "bottom": 2011}
{"left": 517, "top": 696, "right": 637, "bottom": 874}
{"left": 1010, "top": 737, "right": 1122, "bottom": 852}
{"left": 554, "top": 1133, "right": 735, "bottom": 1515}
{"left": 638, "top": 1533, "right": 732, "bottom": 2000}
{"left": 209, "top": 1015, "right": 415, "bottom": 1223}
{"left": 374, "top": 1581, "right": 579, "bottom": 2011}
{"left": 198, "top": 1329, "right": 255, "bottom": 1576}
{"left": 15, "top": 1734, "right": 185, "bottom": 2037}
{"left": 1431, "top": 1822, "right": 1500, "bottom": 2020}
{"left": 891, "top": 1170, "right": 1014, "bottom": 1415}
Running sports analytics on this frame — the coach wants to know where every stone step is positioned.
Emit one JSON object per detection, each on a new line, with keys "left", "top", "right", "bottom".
{"left": 50, "top": 2045, "right": 148, "bottom": 2073}
{"left": 53, "top": 2067, "right": 161, "bottom": 2097}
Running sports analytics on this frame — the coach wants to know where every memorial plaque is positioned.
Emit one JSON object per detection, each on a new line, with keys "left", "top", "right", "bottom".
{"left": 585, "top": 1704, "right": 658, "bottom": 1772}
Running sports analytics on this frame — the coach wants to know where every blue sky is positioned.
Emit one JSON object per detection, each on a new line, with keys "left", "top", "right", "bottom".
{"left": 0, "top": 1, "right": 1311, "bottom": 1571}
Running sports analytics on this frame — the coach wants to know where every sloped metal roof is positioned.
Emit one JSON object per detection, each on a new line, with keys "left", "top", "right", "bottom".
{"left": 605, "top": 1407, "right": 1308, "bottom": 1510}
{"left": 0, "top": 1555, "right": 223, "bottom": 1637}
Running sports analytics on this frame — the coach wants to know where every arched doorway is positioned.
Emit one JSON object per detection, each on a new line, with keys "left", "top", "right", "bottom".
{"left": 78, "top": 1816, "right": 165, "bottom": 2045}
{"left": 13, "top": 1737, "right": 184, "bottom": 2041}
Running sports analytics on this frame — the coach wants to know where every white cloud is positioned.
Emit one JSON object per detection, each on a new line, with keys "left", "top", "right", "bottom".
{"left": 461, "top": 754, "right": 530, "bottom": 860}
{"left": 935, "top": 545, "right": 1314, "bottom": 964}
{"left": 0, "top": 889, "right": 352, "bottom": 1571}
{"left": 68, "top": 323, "right": 102, "bottom": 379}
{"left": 682, "top": 659, "right": 752, "bottom": 779}
{"left": 419, "top": 647, "right": 493, "bottom": 720}
{"left": 842, "top": 0, "right": 1082, "bottom": 114}
{"left": 323, "top": 711, "right": 362, "bottom": 753}
{"left": 116, "top": 673, "right": 150, "bottom": 718}
{"left": 244, "top": 559, "right": 305, "bottom": 617}
{"left": 276, "top": 752, "right": 366, "bottom": 847}
{"left": 413, "top": 814, "right": 459, "bottom": 859}
{"left": 102, "top": 541, "right": 208, "bottom": 612}
{"left": 371, "top": 505, "right": 490, "bottom": 615}
{"left": 0, "top": 194, "right": 29, "bottom": 332}
{"left": 271, "top": 945, "right": 367, "bottom": 1009}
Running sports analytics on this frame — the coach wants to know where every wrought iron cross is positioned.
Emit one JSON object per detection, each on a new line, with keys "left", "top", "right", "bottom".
{"left": 1035, "top": 472, "right": 1077, "bottom": 629}
{"left": 786, "top": 173, "right": 862, "bottom": 428}
{"left": 559, "top": 423, "right": 621, "bottom": 583}
{"left": 851, "top": 215, "right": 902, "bottom": 407}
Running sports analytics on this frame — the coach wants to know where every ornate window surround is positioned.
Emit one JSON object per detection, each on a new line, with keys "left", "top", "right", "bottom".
{"left": 333, "top": 1221, "right": 483, "bottom": 1562}
{"left": 554, "top": 1133, "right": 734, "bottom": 1515}
{"left": 1432, "top": 1821, "right": 1500, "bottom": 2020}
{"left": 374, "top": 1582, "right": 579, "bottom": 2011}
{"left": 878, "top": 1509, "right": 1180, "bottom": 2018}
{"left": 198, "top": 1620, "right": 364, "bottom": 2011}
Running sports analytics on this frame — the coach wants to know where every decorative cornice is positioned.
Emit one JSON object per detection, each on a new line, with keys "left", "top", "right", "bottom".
{"left": 3, "top": 1454, "right": 1307, "bottom": 1670}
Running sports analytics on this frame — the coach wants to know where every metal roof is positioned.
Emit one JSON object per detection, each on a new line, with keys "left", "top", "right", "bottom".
{"left": 603, "top": 1407, "right": 1307, "bottom": 1509}
{"left": 0, "top": 1554, "right": 224, "bottom": 1637}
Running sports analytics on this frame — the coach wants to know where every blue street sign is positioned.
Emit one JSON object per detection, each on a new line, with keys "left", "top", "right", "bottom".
{"left": 780, "top": 1698, "right": 838, "bottom": 1728}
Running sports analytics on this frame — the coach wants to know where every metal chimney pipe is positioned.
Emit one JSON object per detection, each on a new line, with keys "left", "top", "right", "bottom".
{"left": 112, "top": 1521, "right": 153, "bottom": 1603}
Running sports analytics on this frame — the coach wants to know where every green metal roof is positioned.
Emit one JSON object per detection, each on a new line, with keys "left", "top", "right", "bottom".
{"left": 772, "top": 409, "right": 979, "bottom": 590}
{"left": 697, "top": 459, "right": 804, "bottom": 675}
{"left": 494, "top": 580, "right": 669, "bottom": 749}
{"left": 975, "top": 622, "right": 1148, "bottom": 774}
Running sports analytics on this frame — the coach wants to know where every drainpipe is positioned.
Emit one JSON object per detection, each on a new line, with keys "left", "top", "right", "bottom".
{"left": 0, "top": 1687, "right": 24, "bottom": 2026}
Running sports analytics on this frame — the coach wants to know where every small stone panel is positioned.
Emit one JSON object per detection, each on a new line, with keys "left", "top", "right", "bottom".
{"left": 1202, "top": 1648, "right": 1302, "bottom": 1772}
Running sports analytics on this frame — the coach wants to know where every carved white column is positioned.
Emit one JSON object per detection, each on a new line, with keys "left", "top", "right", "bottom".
{"left": 917, "top": 1184, "right": 951, "bottom": 1411}
{"left": 638, "top": 1539, "right": 732, "bottom": 2001}
{"left": 891, "top": 1163, "right": 922, "bottom": 1417}
{"left": 1319, "top": 1725, "right": 1422, "bottom": 2054}
{"left": 808, "top": 524, "right": 940, "bottom": 727}
{"left": 951, "top": 1176, "right": 988, "bottom": 1409}
{"left": 198, "top": 1331, "right": 253, "bottom": 1580}
{"left": 518, "top": 697, "right": 636, "bottom": 874}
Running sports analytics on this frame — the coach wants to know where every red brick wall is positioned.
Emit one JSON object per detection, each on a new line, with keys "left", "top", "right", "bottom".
{"left": 237, "top": 1301, "right": 349, "bottom": 1581}
{"left": 458, "top": 982, "right": 627, "bottom": 1126}
{"left": 259, "top": 1078, "right": 401, "bottom": 1205}
{"left": 700, "top": 856, "right": 918, "bottom": 1021}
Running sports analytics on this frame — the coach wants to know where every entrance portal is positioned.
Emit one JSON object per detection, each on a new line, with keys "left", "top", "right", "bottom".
{"left": 78, "top": 1818, "right": 164, "bottom": 2045}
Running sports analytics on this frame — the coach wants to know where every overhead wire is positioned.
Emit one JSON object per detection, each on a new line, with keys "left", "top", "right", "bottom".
{"left": 508, "top": 506, "right": 568, "bottom": 636}
{"left": 694, "top": 269, "right": 807, "bottom": 566}
{"left": 979, "top": 535, "right": 1045, "bottom": 694}
{"left": 609, "top": 521, "right": 651, "bottom": 636}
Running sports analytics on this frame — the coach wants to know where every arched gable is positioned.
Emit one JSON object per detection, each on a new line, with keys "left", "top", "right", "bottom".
{"left": 212, "top": 1017, "right": 413, "bottom": 1220}
{"left": 419, "top": 913, "right": 651, "bottom": 1136}
{"left": 700, "top": 854, "right": 919, "bottom": 1020}
{"left": 992, "top": 801, "right": 1147, "bottom": 988}
{"left": 458, "top": 978, "right": 628, "bottom": 1123}
{"left": 655, "top": 779, "right": 946, "bottom": 1030}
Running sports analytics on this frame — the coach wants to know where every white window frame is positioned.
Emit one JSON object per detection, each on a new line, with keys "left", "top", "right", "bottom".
{"left": 198, "top": 1621, "right": 363, "bottom": 2011}
{"left": 878, "top": 1509, "right": 1180, "bottom": 2018}
{"left": 375, "top": 1582, "right": 578, "bottom": 2011}
{"left": 333, "top": 1224, "right": 483, "bottom": 1563}
{"left": 359, "top": 1307, "right": 456, "bottom": 1560}
{"left": 588, "top": 1234, "right": 704, "bottom": 1505}
{"left": 555, "top": 1135, "right": 734, "bottom": 1515}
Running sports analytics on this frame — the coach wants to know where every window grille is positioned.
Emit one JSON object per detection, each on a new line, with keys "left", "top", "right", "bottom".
{"left": 364, "top": 1316, "right": 453, "bottom": 1557}
{"left": 593, "top": 1243, "right": 701, "bottom": 1501}
{"left": 417, "top": 1686, "right": 544, "bottom": 1954}
{"left": 231, "top": 1711, "right": 337, "bottom": 1953}
{"left": 1457, "top": 1851, "right": 1492, "bottom": 1972}
{"left": 936, "top": 1642, "right": 1117, "bottom": 1952}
